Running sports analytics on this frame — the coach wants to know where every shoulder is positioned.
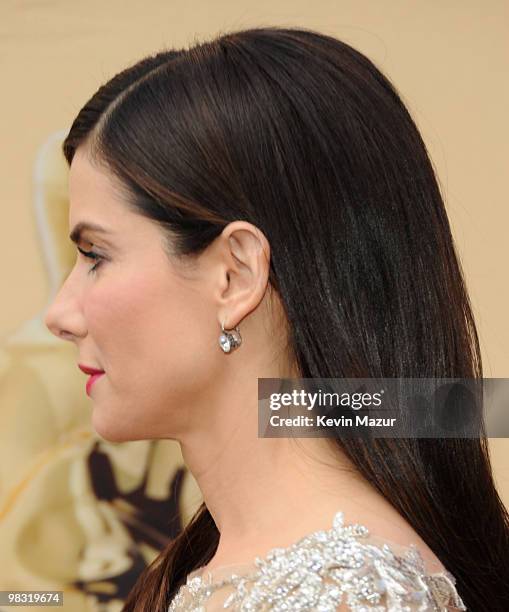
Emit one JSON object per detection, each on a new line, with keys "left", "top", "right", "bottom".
{"left": 168, "top": 511, "right": 467, "bottom": 611}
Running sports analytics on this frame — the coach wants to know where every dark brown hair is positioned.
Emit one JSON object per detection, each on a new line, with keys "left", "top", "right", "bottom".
{"left": 62, "top": 26, "right": 509, "bottom": 610}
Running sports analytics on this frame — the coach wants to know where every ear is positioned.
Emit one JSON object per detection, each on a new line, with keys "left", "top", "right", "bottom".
{"left": 216, "top": 220, "right": 271, "bottom": 329}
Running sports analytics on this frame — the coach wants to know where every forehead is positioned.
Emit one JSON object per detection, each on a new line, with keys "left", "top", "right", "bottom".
{"left": 68, "top": 148, "right": 127, "bottom": 220}
{"left": 66, "top": 147, "right": 168, "bottom": 252}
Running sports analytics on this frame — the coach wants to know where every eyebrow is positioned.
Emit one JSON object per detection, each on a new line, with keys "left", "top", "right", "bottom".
{"left": 69, "top": 222, "right": 113, "bottom": 245}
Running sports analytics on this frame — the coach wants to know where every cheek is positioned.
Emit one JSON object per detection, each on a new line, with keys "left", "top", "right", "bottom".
{"left": 84, "top": 269, "right": 220, "bottom": 400}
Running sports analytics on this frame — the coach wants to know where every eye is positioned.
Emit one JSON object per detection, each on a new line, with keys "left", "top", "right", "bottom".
{"left": 77, "top": 245, "right": 103, "bottom": 274}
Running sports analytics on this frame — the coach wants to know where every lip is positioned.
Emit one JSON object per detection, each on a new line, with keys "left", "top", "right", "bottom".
{"left": 78, "top": 364, "right": 106, "bottom": 397}
{"left": 78, "top": 363, "right": 105, "bottom": 375}
{"left": 85, "top": 372, "right": 105, "bottom": 396}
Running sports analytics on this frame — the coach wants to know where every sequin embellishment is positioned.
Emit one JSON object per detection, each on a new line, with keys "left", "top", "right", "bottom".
{"left": 167, "top": 510, "right": 467, "bottom": 611}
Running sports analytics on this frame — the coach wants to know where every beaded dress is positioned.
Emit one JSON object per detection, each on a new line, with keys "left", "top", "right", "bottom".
{"left": 167, "top": 510, "right": 466, "bottom": 611}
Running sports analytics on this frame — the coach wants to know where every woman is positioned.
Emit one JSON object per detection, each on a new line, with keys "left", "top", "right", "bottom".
{"left": 44, "top": 26, "right": 509, "bottom": 610}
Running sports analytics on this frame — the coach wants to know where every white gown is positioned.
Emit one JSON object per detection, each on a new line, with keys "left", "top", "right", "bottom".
{"left": 167, "top": 509, "right": 467, "bottom": 611}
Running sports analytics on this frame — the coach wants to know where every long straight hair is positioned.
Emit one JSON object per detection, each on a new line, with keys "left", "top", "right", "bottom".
{"left": 62, "top": 26, "right": 509, "bottom": 610}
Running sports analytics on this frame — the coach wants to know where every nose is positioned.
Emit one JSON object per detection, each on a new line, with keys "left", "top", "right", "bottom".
{"left": 44, "top": 276, "right": 87, "bottom": 342}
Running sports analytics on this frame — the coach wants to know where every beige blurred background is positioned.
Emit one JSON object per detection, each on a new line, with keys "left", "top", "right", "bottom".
{"left": 1, "top": 0, "right": 508, "bottom": 608}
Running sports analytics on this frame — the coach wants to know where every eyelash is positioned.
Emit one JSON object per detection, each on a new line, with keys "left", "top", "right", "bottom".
{"left": 77, "top": 245, "right": 103, "bottom": 273}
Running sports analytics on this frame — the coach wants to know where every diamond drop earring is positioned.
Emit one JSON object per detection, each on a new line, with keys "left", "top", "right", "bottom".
{"left": 218, "top": 318, "right": 242, "bottom": 353}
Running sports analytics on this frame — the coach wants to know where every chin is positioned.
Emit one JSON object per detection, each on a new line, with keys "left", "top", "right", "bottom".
{"left": 91, "top": 411, "right": 140, "bottom": 443}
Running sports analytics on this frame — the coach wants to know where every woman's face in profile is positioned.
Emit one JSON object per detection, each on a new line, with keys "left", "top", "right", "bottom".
{"left": 44, "top": 147, "right": 223, "bottom": 442}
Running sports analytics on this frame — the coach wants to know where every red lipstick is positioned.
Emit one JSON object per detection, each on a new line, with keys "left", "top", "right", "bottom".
{"left": 78, "top": 364, "right": 105, "bottom": 396}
